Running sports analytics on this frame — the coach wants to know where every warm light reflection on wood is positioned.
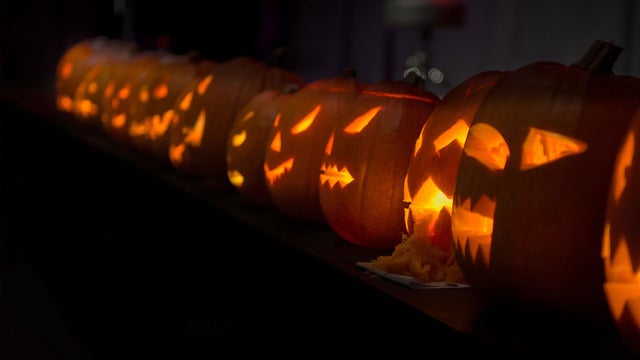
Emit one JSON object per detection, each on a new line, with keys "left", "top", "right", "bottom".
{"left": 344, "top": 106, "right": 381, "bottom": 134}
{"left": 464, "top": 123, "right": 510, "bottom": 171}
{"left": 521, "top": 127, "right": 588, "bottom": 170}
{"left": 291, "top": 105, "right": 321, "bottom": 134}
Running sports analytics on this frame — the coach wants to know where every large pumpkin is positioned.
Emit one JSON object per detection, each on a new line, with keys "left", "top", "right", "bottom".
{"left": 226, "top": 84, "right": 300, "bottom": 207}
{"left": 451, "top": 40, "right": 640, "bottom": 319}
{"left": 317, "top": 69, "right": 439, "bottom": 249}
{"left": 167, "top": 51, "right": 305, "bottom": 186}
{"left": 56, "top": 37, "right": 136, "bottom": 115}
{"left": 602, "top": 109, "right": 640, "bottom": 353}
{"left": 264, "top": 70, "right": 363, "bottom": 222}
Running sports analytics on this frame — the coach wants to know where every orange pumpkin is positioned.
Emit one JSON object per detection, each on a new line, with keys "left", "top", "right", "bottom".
{"left": 602, "top": 109, "right": 640, "bottom": 354}
{"left": 317, "top": 69, "right": 439, "bottom": 249}
{"left": 264, "top": 70, "right": 363, "bottom": 222}
{"left": 226, "top": 84, "right": 300, "bottom": 207}
{"left": 168, "top": 52, "right": 304, "bottom": 186}
{"left": 56, "top": 37, "right": 136, "bottom": 115}
{"left": 451, "top": 40, "right": 640, "bottom": 319}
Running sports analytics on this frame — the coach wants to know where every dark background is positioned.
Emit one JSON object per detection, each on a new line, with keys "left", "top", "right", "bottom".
{"left": 1, "top": 1, "right": 639, "bottom": 358}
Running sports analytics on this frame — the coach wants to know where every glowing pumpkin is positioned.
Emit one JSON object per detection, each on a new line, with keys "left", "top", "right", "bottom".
{"left": 264, "top": 70, "right": 363, "bottom": 222}
{"left": 602, "top": 109, "right": 640, "bottom": 354}
{"left": 168, "top": 52, "right": 305, "bottom": 186}
{"left": 451, "top": 40, "right": 640, "bottom": 319}
{"left": 317, "top": 69, "right": 439, "bottom": 249}
{"left": 226, "top": 84, "right": 300, "bottom": 207}
{"left": 56, "top": 37, "right": 136, "bottom": 115}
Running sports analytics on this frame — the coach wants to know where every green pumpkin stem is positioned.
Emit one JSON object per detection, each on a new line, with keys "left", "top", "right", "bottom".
{"left": 571, "top": 40, "right": 622, "bottom": 74}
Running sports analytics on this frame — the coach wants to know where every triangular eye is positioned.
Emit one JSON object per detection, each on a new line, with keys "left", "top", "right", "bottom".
{"left": 344, "top": 106, "right": 382, "bottom": 134}
{"left": 521, "top": 127, "right": 588, "bottom": 170}
{"left": 464, "top": 123, "right": 510, "bottom": 171}
{"left": 291, "top": 105, "right": 321, "bottom": 134}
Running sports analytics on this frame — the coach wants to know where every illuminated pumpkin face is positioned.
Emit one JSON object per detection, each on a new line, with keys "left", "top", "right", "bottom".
{"left": 126, "top": 54, "right": 203, "bottom": 161}
{"left": 167, "top": 55, "right": 304, "bottom": 185}
{"left": 264, "top": 72, "right": 361, "bottom": 222}
{"left": 56, "top": 37, "right": 135, "bottom": 115}
{"left": 226, "top": 85, "right": 298, "bottom": 207}
{"left": 451, "top": 40, "right": 640, "bottom": 319}
{"left": 318, "top": 71, "right": 439, "bottom": 249}
{"left": 403, "top": 72, "right": 501, "bottom": 255}
{"left": 602, "top": 110, "right": 640, "bottom": 354}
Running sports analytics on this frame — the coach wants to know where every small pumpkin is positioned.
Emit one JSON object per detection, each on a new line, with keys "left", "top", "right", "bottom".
{"left": 451, "top": 40, "right": 640, "bottom": 319}
{"left": 226, "top": 84, "right": 300, "bottom": 207}
{"left": 602, "top": 109, "right": 640, "bottom": 354}
{"left": 264, "top": 69, "right": 363, "bottom": 222}
{"left": 56, "top": 37, "right": 136, "bottom": 115}
{"left": 168, "top": 50, "right": 305, "bottom": 186}
{"left": 317, "top": 68, "right": 439, "bottom": 249}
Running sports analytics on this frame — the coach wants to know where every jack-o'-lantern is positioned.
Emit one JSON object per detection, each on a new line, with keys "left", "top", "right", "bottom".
{"left": 374, "top": 71, "right": 501, "bottom": 281}
{"left": 317, "top": 69, "right": 439, "bottom": 249}
{"left": 168, "top": 51, "right": 305, "bottom": 186}
{"left": 451, "top": 40, "right": 640, "bottom": 320}
{"left": 602, "top": 109, "right": 640, "bottom": 354}
{"left": 226, "top": 84, "right": 300, "bottom": 207}
{"left": 126, "top": 54, "right": 211, "bottom": 161}
{"left": 264, "top": 70, "right": 363, "bottom": 222}
{"left": 56, "top": 37, "right": 136, "bottom": 115}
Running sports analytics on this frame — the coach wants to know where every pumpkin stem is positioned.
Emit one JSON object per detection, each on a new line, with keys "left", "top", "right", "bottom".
{"left": 571, "top": 40, "right": 622, "bottom": 73}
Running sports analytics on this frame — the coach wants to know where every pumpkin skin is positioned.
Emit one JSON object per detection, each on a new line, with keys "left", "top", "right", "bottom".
{"left": 264, "top": 70, "right": 363, "bottom": 222}
{"left": 403, "top": 71, "right": 502, "bottom": 255}
{"left": 602, "top": 109, "right": 640, "bottom": 354}
{"left": 317, "top": 71, "right": 439, "bottom": 249}
{"left": 451, "top": 40, "right": 640, "bottom": 319}
{"left": 226, "top": 84, "right": 300, "bottom": 207}
{"left": 56, "top": 37, "right": 136, "bottom": 115}
{"left": 167, "top": 54, "right": 305, "bottom": 186}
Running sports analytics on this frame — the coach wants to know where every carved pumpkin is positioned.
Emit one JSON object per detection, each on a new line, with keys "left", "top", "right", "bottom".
{"left": 317, "top": 69, "right": 439, "bottom": 249}
{"left": 226, "top": 84, "right": 300, "bottom": 207}
{"left": 602, "top": 109, "right": 640, "bottom": 353}
{"left": 451, "top": 40, "right": 640, "bottom": 319}
{"left": 56, "top": 37, "right": 136, "bottom": 115}
{"left": 264, "top": 70, "right": 363, "bottom": 222}
{"left": 167, "top": 52, "right": 305, "bottom": 186}
{"left": 126, "top": 54, "right": 211, "bottom": 161}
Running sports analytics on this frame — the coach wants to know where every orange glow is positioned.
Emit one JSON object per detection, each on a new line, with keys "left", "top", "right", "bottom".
{"left": 111, "top": 113, "right": 126, "bottom": 128}
{"left": 344, "top": 106, "right": 382, "bottom": 134}
{"left": 181, "top": 109, "right": 205, "bottom": 147}
{"left": 231, "top": 130, "right": 247, "bottom": 147}
{"left": 153, "top": 83, "right": 168, "bottom": 99}
{"left": 179, "top": 92, "right": 193, "bottom": 111}
{"left": 273, "top": 113, "right": 281, "bottom": 127}
{"left": 612, "top": 132, "right": 634, "bottom": 201}
{"left": 361, "top": 90, "right": 438, "bottom": 103}
{"left": 521, "top": 127, "right": 588, "bottom": 170}
{"left": 139, "top": 85, "right": 149, "bottom": 103}
{"left": 76, "top": 99, "right": 97, "bottom": 117}
{"left": 264, "top": 158, "right": 294, "bottom": 185}
{"left": 104, "top": 81, "right": 115, "bottom": 99}
{"left": 412, "top": 131, "right": 424, "bottom": 157}
{"left": 270, "top": 131, "right": 282, "bottom": 152}
{"left": 169, "top": 143, "right": 186, "bottom": 164}
{"left": 319, "top": 164, "right": 354, "bottom": 188}
{"left": 88, "top": 81, "right": 98, "bottom": 94}
{"left": 128, "top": 121, "right": 147, "bottom": 137}
{"left": 57, "top": 95, "right": 73, "bottom": 112}
{"left": 433, "top": 119, "right": 469, "bottom": 153}
{"left": 412, "top": 178, "right": 452, "bottom": 212}
{"left": 227, "top": 170, "right": 244, "bottom": 188}
{"left": 149, "top": 109, "right": 174, "bottom": 138}
{"left": 452, "top": 195, "right": 496, "bottom": 266}
{"left": 291, "top": 105, "right": 321, "bottom": 134}
{"left": 464, "top": 123, "right": 510, "bottom": 171}
{"left": 603, "top": 234, "right": 640, "bottom": 320}
{"left": 60, "top": 62, "right": 73, "bottom": 80}
{"left": 197, "top": 75, "right": 213, "bottom": 95}
{"left": 118, "top": 84, "right": 131, "bottom": 99}
{"left": 240, "top": 111, "right": 255, "bottom": 124}
{"left": 324, "top": 132, "right": 335, "bottom": 155}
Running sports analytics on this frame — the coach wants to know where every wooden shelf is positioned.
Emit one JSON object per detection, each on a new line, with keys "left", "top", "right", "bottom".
{"left": 1, "top": 85, "right": 636, "bottom": 358}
